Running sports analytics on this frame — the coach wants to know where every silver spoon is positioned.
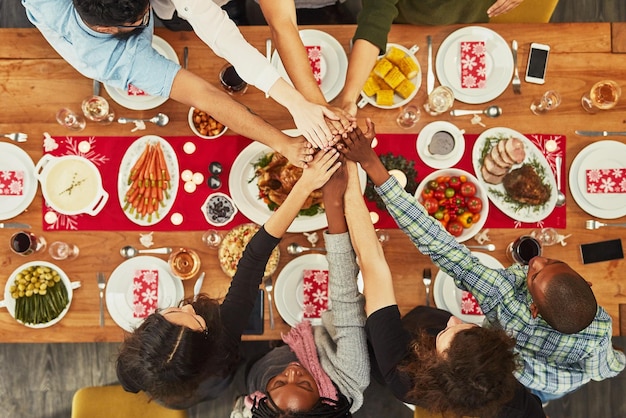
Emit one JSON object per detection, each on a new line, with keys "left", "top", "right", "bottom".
{"left": 120, "top": 245, "right": 172, "bottom": 258}
{"left": 286, "top": 243, "right": 326, "bottom": 255}
{"left": 555, "top": 155, "right": 566, "bottom": 207}
{"left": 117, "top": 113, "right": 169, "bottom": 127}
{"left": 466, "top": 244, "right": 496, "bottom": 252}
{"left": 450, "top": 105, "right": 502, "bottom": 118}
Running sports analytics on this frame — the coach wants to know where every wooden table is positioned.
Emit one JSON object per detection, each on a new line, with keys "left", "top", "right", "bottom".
{"left": 0, "top": 23, "right": 625, "bottom": 342}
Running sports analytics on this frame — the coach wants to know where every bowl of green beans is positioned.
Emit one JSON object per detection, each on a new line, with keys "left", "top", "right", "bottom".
{"left": 1, "top": 261, "right": 73, "bottom": 328}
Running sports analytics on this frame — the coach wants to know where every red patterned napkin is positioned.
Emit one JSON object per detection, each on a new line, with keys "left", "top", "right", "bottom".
{"left": 0, "top": 170, "right": 24, "bottom": 195}
{"left": 303, "top": 269, "right": 329, "bottom": 319}
{"left": 132, "top": 269, "right": 158, "bottom": 318}
{"left": 460, "top": 291, "right": 483, "bottom": 315}
{"left": 306, "top": 45, "right": 322, "bottom": 86}
{"left": 127, "top": 83, "right": 148, "bottom": 96}
{"left": 460, "top": 41, "right": 487, "bottom": 88}
{"left": 586, "top": 169, "right": 626, "bottom": 193}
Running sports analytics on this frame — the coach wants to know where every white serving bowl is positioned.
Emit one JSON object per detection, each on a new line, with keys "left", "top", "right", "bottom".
{"left": 414, "top": 168, "right": 488, "bottom": 243}
{"left": 188, "top": 107, "right": 228, "bottom": 139}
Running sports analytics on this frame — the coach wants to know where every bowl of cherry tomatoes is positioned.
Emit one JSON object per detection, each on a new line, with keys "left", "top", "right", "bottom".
{"left": 414, "top": 168, "right": 488, "bottom": 243}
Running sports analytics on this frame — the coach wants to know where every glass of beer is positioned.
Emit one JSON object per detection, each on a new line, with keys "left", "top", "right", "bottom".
{"left": 169, "top": 248, "right": 201, "bottom": 280}
{"left": 581, "top": 80, "right": 621, "bottom": 113}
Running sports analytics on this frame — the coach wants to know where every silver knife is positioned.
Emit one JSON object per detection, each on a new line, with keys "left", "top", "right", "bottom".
{"left": 193, "top": 272, "right": 205, "bottom": 301}
{"left": 575, "top": 130, "right": 626, "bottom": 136}
{"left": 426, "top": 35, "right": 434, "bottom": 95}
{"left": 92, "top": 78, "right": 100, "bottom": 96}
{"left": 0, "top": 222, "right": 30, "bottom": 229}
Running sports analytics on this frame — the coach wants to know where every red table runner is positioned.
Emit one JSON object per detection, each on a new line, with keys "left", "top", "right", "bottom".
{"left": 42, "top": 132, "right": 565, "bottom": 232}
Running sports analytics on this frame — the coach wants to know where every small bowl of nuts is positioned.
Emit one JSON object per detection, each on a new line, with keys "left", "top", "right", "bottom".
{"left": 188, "top": 107, "right": 228, "bottom": 139}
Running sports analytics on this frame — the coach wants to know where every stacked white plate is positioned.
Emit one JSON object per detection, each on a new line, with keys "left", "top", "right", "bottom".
{"left": 568, "top": 140, "right": 626, "bottom": 219}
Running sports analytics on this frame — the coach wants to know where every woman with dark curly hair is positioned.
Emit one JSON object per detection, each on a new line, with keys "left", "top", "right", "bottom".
{"left": 338, "top": 156, "right": 545, "bottom": 418}
{"left": 239, "top": 160, "right": 369, "bottom": 418}
{"left": 115, "top": 149, "right": 343, "bottom": 409}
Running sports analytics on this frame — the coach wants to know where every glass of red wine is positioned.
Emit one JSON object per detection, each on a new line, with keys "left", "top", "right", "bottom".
{"left": 218, "top": 64, "right": 248, "bottom": 95}
{"left": 506, "top": 235, "right": 542, "bottom": 265}
{"left": 10, "top": 231, "right": 47, "bottom": 256}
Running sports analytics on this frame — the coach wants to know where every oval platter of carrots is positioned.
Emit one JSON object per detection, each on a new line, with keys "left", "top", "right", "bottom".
{"left": 117, "top": 135, "right": 179, "bottom": 226}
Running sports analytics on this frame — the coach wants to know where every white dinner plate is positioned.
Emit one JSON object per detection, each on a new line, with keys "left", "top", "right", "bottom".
{"left": 435, "top": 26, "right": 513, "bottom": 104}
{"left": 271, "top": 29, "right": 348, "bottom": 102}
{"left": 433, "top": 252, "right": 502, "bottom": 325}
{"left": 0, "top": 143, "right": 37, "bottom": 220}
{"left": 2, "top": 261, "right": 75, "bottom": 328}
{"left": 358, "top": 43, "right": 422, "bottom": 109}
{"left": 274, "top": 253, "right": 328, "bottom": 327}
{"left": 105, "top": 256, "right": 184, "bottom": 332}
{"left": 569, "top": 140, "right": 626, "bottom": 219}
{"left": 416, "top": 121, "right": 465, "bottom": 169}
{"left": 472, "top": 127, "right": 557, "bottom": 223}
{"left": 104, "top": 35, "right": 179, "bottom": 110}
{"left": 229, "top": 132, "right": 366, "bottom": 233}
{"left": 117, "top": 135, "right": 179, "bottom": 226}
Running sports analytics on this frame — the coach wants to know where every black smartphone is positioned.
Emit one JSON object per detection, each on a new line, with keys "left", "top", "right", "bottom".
{"left": 525, "top": 42, "right": 550, "bottom": 84}
{"left": 580, "top": 238, "right": 624, "bottom": 264}
{"left": 243, "top": 289, "right": 264, "bottom": 335}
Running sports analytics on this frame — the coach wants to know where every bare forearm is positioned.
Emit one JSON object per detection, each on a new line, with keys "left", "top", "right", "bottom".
{"left": 341, "top": 39, "right": 380, "bottom": 104}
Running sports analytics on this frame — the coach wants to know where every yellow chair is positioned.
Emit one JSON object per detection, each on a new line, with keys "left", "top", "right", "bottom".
{"left": 489, "top": 0, "right": 559, "bottom": 23}
{"left": 71, "top": 385, "right": 188, "bottom": 418}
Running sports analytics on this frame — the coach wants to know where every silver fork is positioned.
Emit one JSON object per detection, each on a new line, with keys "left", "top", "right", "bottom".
{"left": 97, "top": 272, "right": 106, "bottom": 327}
{"left": 263, "top": 275, "right": 275, "bottom": 329}
{"left": 423, "top": 268, "right": 432, "bottom": 307}
{"left": 586, "top": 220, "right": 626, "bottom": 230}
{"left": 3, "top": 133, "right": 28, "bottom": 143}
{"left": 511, "top": 40, "right": 521, "bottom": 94}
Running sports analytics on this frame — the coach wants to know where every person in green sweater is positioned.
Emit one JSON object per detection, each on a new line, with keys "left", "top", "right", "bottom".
{"left": 333, "top": 0, "right": 525, "bottom": 115}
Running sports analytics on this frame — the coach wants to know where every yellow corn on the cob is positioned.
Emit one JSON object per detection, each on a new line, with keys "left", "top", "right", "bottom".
{"left": 362, "top": 76, "right": 381, "bottom": 97}
{"left": 395, "top": 79, "right": 416, "bottom": 99}
{"left": 373, "top": 58, "right": 394, "bottom": 78}
{"left": 384, "top": 66, "right": 406, "bottom": 89}
{"left": 376, "top": 89, "right": 395, "bottom": 106}
{"left": 385, "top": 46, "right": 406, "bottom": 66}
{"left": 398, "top": 56, "right": 419, "bottom": 79}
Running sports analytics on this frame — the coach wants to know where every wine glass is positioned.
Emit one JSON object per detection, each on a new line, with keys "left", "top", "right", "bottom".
{"left": 56, "top": 108, "right": 86, "bottom": 131}
{"left": 505, "top": 235, "right": 542, "bottom": 265}
{"left": 425, "top": 86, "right": 454, "bottom": 115}
{"left": 202, "top": 229, "right": 223, "bottom": 249}
{"left": 530, "top": 228, "right": 560, "bottom": 246}
{"left": 48, "top": 241, "right": 80, "bottom": 260}
{"left": 218, "top": 64, "right": 248, "bottom": 95}
{"left": 581, "top": 80, "right": 621, "bottom": 113}
{"left": 530, "top": 90, "right": 561, "bottom": 115}
{"left": 9, "top": 231, "right": 47, "bottom": 256}
{"left": 81, "top": 95, "right": 115, "bottom": 124}
{"left": 396, "top": 105, "right": 420, "bottom": 128}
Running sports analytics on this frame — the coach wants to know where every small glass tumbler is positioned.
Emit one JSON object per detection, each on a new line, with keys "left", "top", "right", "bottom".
{"left": 530, "top": 90, "right": 561, "bottom": 115}
{"left": 396, "top": 105, "right": 420, "bottom": 128}
{"left": 581, "top": 79, "right": 621, "bottom": 113}
{"left": 81, "top": 95, "right": 115, "bottom": 124}
{"left": 219, "top": 64, "right": 248, "bottom": 95}
{"left": 425, "top": 86, "right": 454, "bottom": 115}
{"left": 10, "top": 231, "right": 47, "bottom": 256}
{"left": 48, "top": 241, "right": 80, "bottom": 260}
{"left": 56, "top": 108, "right": 86, "bottom": 131}
{"left": 505, "top": 236, "right": 542, "bottom": 265}
{"left": 375, "top": 229, "right": 390, "bottom": 245}
{"left": 202, "top": 229, "right": 223, "bottom": 249}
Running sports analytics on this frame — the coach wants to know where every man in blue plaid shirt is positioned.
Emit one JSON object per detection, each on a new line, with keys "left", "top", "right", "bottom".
{"left": 339, "top": 119, "right": 625, "bottom": 404}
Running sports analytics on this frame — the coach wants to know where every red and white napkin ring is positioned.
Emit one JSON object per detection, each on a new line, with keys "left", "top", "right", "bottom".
{"left": 586, "top": 168, "right": 626, "bottom": 193}
{"left": 460, "top": 291, "right": 483, "bottom": 315}
{"left": 0, "top": 170, "right": 24, "bottom": 196}
{"left": 132, "top": 269, "right": 159, "bottom": 318}
{"left": 460, "top": 41, "right": 487, "bottom": 89}
{"left": 127, "top": 83, "right": 148, "bottom": 96}
{"left": 305, "top": 46, "right": 323, "bottom": 86}
{"left": 303, "top": 269, "right": 328, "bottom": 319}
